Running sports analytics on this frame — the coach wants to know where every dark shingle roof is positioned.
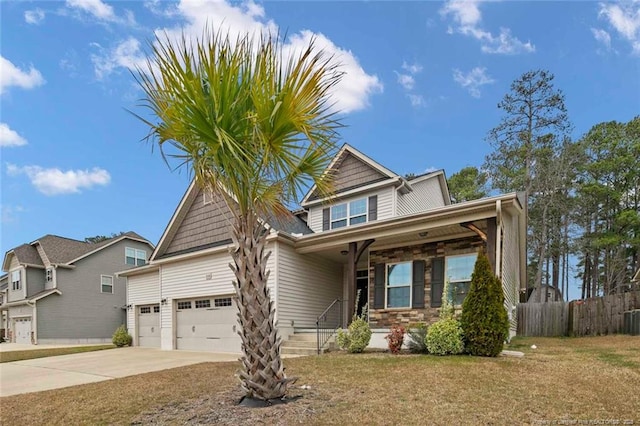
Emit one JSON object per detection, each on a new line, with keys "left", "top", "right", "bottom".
{"left": 13, "top": 244, "right": 44, "bottom": 266}
{"left": 266, "top": 214, "right": 314, "bottom": 235}
{"left": 7, "top": 232, "right": 152, "bottom": 268}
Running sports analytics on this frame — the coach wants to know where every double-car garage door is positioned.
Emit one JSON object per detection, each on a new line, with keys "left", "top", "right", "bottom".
{"left": 176, "top": 296, "right": 241, "bottom": 353}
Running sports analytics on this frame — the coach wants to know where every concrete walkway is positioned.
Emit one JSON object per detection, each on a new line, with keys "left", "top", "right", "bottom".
{"left": 0, "top": 342, "right": 110, "bottom": 352}
{"left": 0, "top": 347, "right": 239, "bottom": 397}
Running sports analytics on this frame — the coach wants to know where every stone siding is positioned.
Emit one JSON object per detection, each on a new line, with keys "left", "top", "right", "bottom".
{"left": 368, "top": 237, "right": 483, "bottom": 328}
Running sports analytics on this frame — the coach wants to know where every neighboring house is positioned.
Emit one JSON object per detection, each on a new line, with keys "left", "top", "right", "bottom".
{"left": 0, "top": 232, "right": 154, "bottom": 345}
{"left": 526, "top": 285, "right": 564, "bottom": 303}
{"left": 121, "top": 144, "right": 526, "bottom": 353}
{"left": 0, "top": 275, "right": 7, "bottom": 340}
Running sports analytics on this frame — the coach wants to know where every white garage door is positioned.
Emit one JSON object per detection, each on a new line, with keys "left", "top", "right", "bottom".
{"left": 14, "top": 317, "right": 32, "bottom": 344}
{"left": 137, "top": 305, "right": 160, "bottom": 347}
{"left": 176, "top": 296, "right": 241, "bottom": 353}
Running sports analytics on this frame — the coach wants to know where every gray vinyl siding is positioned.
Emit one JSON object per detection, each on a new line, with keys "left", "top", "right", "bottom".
{"left": 396, "top": 177, "right": 446, "bottom": 216}
{"left": 308, "top": 152, "right": 388, "bottom": 200}
{"left": 308, "top": 187, "right": 394, "bottom": 233}
{"left": 501, "top": 211, "right": 520, "bottom": 333}
{"left": 126, "top": 270, "right": 160, "bottom": 340}
{"left": 275, "top": 242, "right": 342, "bottom": 328}
{"left": 26, "top": 268, "right": 45, "bottom": 298}
{"left": 36, "top": 239, "right": 151, "bottom": 342}
{"left": 164, "top": 187, "right": 234, "bottom": 256}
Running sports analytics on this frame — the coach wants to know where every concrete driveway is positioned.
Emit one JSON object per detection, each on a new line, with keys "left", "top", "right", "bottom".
{"left": 0, "top": 347, "right": 239, "bottom": 397}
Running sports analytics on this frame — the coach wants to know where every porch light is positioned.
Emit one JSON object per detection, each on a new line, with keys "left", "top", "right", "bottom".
{"left": 340, "top": 250, "right": 349, "bottom": 256}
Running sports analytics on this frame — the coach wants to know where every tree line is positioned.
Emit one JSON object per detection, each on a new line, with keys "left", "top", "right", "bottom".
{"left": 448, "top": 70, "right": 639, "bottom": 302}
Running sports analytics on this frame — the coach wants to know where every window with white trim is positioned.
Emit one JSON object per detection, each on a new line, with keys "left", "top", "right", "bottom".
{"left": 11, "top": 270, "right": 21, "bottom": 291}
{"left": 195, "top": 299, "right": 211, "bottom": 309}
{"left": 125, "top": 247, "right": 147, "bottom": 266}
{"left": 153, "top": 305, "right": 160, "bottom": 313}
{"left": 386, "top": 262, "right": 411, "bottom": 308}
{"left": 140, "top": 306, "right": 151, "bottom": 314}
{"left": 101, "top": 275, "right": 114, "bottom": 294}
{"left": 46, "top": 267, "right": 53, "bottom": 283}
{"left": 331, "top": 198, "right": 367, "bottom": 229}
{"left": 214, "top": 297, "right": 233, "bottom": 307}
{"left": 445, "top": 253, "right": 478, "bottom": 306}
{"left": 177, "top": 301, "right": 192, "bottom": 310}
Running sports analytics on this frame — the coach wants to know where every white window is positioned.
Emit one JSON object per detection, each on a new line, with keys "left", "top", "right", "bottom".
{"left": 11, "top": 270, "right": 21, "bottom": 291}
{"left": 195, "top": 299, "right": 211, "bottom": 309}
{"left": 140, "top": 306, "right": 151, "bottom": 314}
{"left": 46, "top": 268, "right": 53, "bottom": 283}
{"left": 445, "top": 253, "right": 478, "bottom": 306}
{"left": 331, "top": 198, "right": 367, "bottom": 229}
{"left": 214, "top": 297, "right": 233, "bottom": 307}
{"left": 386, "top": 262, "right": 411, "bottom": 308}
{"left": 125, "top": 247, "right": 147, "bottom": 266}
{"left": 177, "top": 301, "right": 192, "bottom": 310}
{"left": 101, "top": 275, "right": 114, "bottom": 294}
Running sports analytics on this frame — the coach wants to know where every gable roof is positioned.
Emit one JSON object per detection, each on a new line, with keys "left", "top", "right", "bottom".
{"left": 152, "top": 181, "right": 314, "bottom": 261}
{"left": 3, "top": 232, "right": 153, "bottom": 272}
{"left": 301, "top": 144, "right": 402, "bottom": 205}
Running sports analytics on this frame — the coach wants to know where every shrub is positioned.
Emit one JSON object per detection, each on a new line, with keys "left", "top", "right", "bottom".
{"left": 425, "top": 318, "right": 464, "bottom": 355}
{"left": 385, "top": 325, "right": 405, "bottom": 354}
{"left": 112, "top": 324, "right": 132, "bottom": 347}
{"left": 406, "top": 323, "right": 428, "bottom": 354}
{"left": 336, "top": 299, "right": 371, "bottom": 353}
{"left": 460, "top": 252, "right": 510, "bottom": 357}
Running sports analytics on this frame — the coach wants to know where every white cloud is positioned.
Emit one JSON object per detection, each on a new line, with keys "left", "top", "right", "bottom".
{"left": 407, "top": 94, "right": 426, "bottom": 107}
{"left": 65, "top": 0, "right": 135, "bottom": 25}
{"left": 1, "top": 205, "right": 26, "bottom": 224}
{"left": 591, "top": 28, "right": 613, "bottom": 52}
{"left": 598, "top": 2, "right": 640, "bottom": 54}
{"left": 7, "top": 164, "right": 111, "bottom": 195}
{"left": 396, "top": 73, "right": 415, "bottom": 91}
{"left": 0, "top": 123, "right": 28, "bottom": 147}
{"left": 402, "top": 61, "right": 423, "bottom": 75}
{"left": 91, "top": 38, "right": 146, "bottom": 80}
{"left": 0, "top": 56, "right": 45, "bottom": 95}
{"left": 441, "top": 0, "right": 535, "bottom": 55}
{"left": 91, "top": 0, "right": 382, "bottom": 113}
{"left": 66, "top": 0, "right": 115, "bottom": 21}
{"left": 452, "top": 67, "right": 495, "bottom": 98}
{"left": 24, "top": 8, "right": 45, "bottom": 25}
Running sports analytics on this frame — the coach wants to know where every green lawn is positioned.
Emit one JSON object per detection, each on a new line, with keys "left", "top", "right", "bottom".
{"left": 0, "top": 345, "right": 116, "bottom": 363}
{"left": 1, "top": 336, "right": 638, "bottom": 425}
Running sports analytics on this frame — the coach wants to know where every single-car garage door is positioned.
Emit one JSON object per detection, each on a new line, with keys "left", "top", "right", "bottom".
{"left": 14, "top": 317, "right": 32, "bottom": 344}
{"left": 138, "top": 304, "right": 160, "bottom": 347}
{"left": 176, "top": 296, "right": 241, "bottom": 353}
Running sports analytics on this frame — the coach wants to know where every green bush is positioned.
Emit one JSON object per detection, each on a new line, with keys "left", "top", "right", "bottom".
{"left": 112, "top": 324, "right": 132, "bottom": 347}
{"left": 336, "top": 315, "right": 371, "bottom": 353}
{"left": 425, "top": 318, "right": 464, "bottom": 355}
{"left": 406, "top": 323, "right": 428, "bottom": 354}
{"left": 460, "top": 252, "right": 510, "bottom": 357}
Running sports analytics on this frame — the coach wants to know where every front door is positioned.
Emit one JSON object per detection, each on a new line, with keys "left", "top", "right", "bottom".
{"left": 356, "top": 270, "right": 369, "bottom": 317}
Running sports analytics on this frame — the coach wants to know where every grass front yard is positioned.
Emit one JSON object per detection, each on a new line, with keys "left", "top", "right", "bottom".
{"left": 0, "top": 345, "right": 116, "bottom": 363}
{"left": 1, "top": 336, "right": 638, "bottom": 425}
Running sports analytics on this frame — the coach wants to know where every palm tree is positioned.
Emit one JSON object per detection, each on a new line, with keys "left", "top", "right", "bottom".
{"left": 132, "top": 29, "right": 343, "bottom": 401}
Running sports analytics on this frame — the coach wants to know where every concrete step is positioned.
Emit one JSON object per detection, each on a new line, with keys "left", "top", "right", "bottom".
{"left": 281, "top": 346, "right": 319, "bottom": 356}
{"left": 282, "top": 340, "right": 318, "bottom": 348}
{"left": 286, "top": 333, "right": 317, "bottom": 342}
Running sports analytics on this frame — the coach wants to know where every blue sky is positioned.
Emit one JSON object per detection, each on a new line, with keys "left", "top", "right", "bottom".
{"left": 1, "top": 1, "right": 639, "bottom": 298}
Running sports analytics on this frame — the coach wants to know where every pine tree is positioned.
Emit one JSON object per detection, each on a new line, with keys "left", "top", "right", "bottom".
{"left": 460, "top": 252, "right": 509, "bottom": 357}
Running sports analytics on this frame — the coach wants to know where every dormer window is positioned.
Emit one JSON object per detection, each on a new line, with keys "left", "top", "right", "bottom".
{"left": 11, "top": 270, "right": 21, "bottom": 291}
{"left": 331, "top": 198, "right": 367, "bottom": 230}
{"left": 46, "top": 268, "right": 53, "bottom": 283}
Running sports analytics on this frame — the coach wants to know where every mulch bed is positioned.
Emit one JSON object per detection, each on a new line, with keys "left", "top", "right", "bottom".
{"left": 131, "top": 385, "right": 335, "bottom": 425}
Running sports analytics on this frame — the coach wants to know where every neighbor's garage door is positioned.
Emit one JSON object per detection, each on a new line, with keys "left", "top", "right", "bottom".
{"left": 14, "top": 317, "right": 32, "bottom": 344}
{"left": 176, "top": 296, "right": 241, "bottom": 353}
{"left": 137, "top": 304, "right": 160, "bottom": 347}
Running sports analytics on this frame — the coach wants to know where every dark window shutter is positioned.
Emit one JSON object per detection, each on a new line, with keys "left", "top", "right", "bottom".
{"left": 374, "top": 263, "right": 385, "bottom": 309}
{"left": 430, "top": 257, "right": 444, "bottom": 308}
{"left": 412, "top": 260, "right": 425, "bottom": 308}
{"left": 322, "top": 208, "right": 330, "bottom": 231}
{"left": 368, "top": 195, "right": 378, "bottom": 221}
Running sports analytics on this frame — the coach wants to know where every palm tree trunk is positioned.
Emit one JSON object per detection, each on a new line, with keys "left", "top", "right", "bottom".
{"left": 230, "top": 212, "right": 296, "bottom": 400}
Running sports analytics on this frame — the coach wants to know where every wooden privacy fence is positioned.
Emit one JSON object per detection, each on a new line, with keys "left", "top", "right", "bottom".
{"left": 517, "top": 290, "right": 640, "bottom": 337}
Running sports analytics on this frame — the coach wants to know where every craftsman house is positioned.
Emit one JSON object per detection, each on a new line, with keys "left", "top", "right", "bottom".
{"left": 0, "top": 232, "right": 153, "bottom": 344}
{"left": 121, "top": 144, "right": 526, "bottom": 353}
